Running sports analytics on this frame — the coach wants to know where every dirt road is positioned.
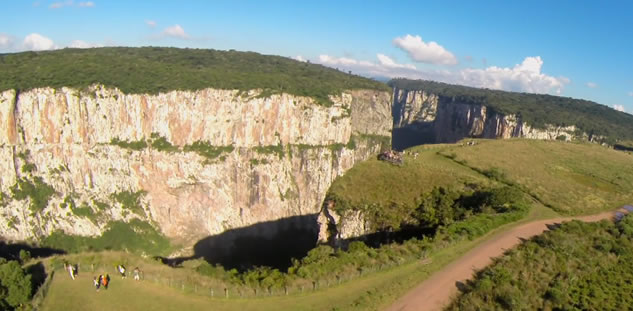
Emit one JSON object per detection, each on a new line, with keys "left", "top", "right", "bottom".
{"left": 385, "top": 209, "right": 627, "bottom": 311}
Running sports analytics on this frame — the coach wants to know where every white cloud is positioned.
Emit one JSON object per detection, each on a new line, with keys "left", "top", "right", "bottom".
{"left": 317, "top": 53, "right": 567, "bottom": 95}
{"left": 162, "top": 24, "right": 189, "bottom": 39}
{"left": 49, "top": 1, "right": 94, "bottom": 8}
{"left": 318, "top": 54, "right": 418, "bottom": 78}
{"left": 49, "top": 0, "right": 73, "bottom": 8}
{"left": 586, "top": 82, "right": 598, "bottom": 88}
{"left": 614, "top": 105, "right": 625, "bottom": 112}
{"left": 294, "top": 55, "right": 306, "bottom": 62}
{"left": 456, "top": 56, "right": 569, "bottom": 94}
{"left": 146, "top": 20, "right": 156, "bottom": 27}
{"left": 68, "top": 40, "right": 102, "bottom": 48}
{"left": 628, "top": 92, "right": 633, "bottom": 97}
{"left": 376, "top": 54, "right": 416, "bottom": 70}
{"left": 393, "top": 34, "right": 458, "bottom": 65}
{"left": 23, "top": 33, "right": 55, "bottom": 51}
{"left": 0, "top": 34, "right": 13, "bottom": 49}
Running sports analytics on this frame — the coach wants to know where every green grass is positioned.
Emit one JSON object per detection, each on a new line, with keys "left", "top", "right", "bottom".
{"left": 40, "top": 219, "right": 171, "bottom": 256}
{"left": 329, "top": 139, "right": 633, "bottom": 224}
{"left": 439, "top": 139, "right": 633, "bottom": 215}
{"left": 38, "top": 203, "right": 559, "bottom": 311}
{"left": 110, "top": 137, "right": 148, "bottom": 151}
{"left": 10, "top": 176, "right": 56, "bottom": 213}
{"left": 0, "top": 47, "right": 389, "bottom": 106}
{"left": 183, "top": 142, "right": 234, "bottom": 162}
{"left": 327, "top": 145, "right": 496, "bottom": 211}
{"left": 110, "top": 191, "right": 146, "bottom": 216}
{"left": 447, "top": 214, "right": 633, "bottom": 310}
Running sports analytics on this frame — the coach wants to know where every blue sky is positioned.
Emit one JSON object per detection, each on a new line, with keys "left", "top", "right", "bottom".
{"left": 1, "top": 1, "right": 632, "bottom": 112}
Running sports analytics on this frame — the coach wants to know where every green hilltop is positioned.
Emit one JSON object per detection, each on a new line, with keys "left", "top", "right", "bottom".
{"left": 328, "top": 139, "right": 633, "bottom": 233}
{"left": 0, "top": 47, "right": 389, "bottom": 106}
{"left": 390, "top": 79, "right": 633, "bottom": 142}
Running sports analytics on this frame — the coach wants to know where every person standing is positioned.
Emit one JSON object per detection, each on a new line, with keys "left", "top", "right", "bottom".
{"left": 93, "top": 276, "right": 101, "bottom": 292}
{"left": 133, "top": 267, "right": 141, "bottom": 281}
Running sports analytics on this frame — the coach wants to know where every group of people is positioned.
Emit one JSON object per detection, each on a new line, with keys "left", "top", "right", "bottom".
{"left": 62, "top": 261, "right": 143, "bottom": 292}
{"left": 378, "top": 150, "right": 404, "bottom": 165}
{"left": 117, "top": 264, "right": 142, "bottom": 281}
{"left": 93, "top": 274, "right": 110, "bottom": 291}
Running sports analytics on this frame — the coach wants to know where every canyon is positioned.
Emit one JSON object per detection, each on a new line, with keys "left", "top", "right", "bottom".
{"left": 0, "top": 84, "right": 594, "bottom": 260}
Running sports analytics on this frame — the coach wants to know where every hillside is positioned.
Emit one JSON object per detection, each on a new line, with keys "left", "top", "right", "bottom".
{"left": 447, "top": 214, "right": 633, "bottom": 310}
{"left": 0, "top": 47, "right": 388, "bottom": 106}
{"left": 324, "top": 139, "right": 633, "bottom": 240}
{"left": 389, "top": 79, "right": 633, "bottom": 143}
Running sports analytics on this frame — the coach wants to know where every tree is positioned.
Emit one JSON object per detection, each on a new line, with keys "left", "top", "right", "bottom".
{"left": 0, "top": 260, "right": 32, "bottom": 309}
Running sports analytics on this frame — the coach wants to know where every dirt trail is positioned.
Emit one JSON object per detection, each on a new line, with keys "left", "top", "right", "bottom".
{"left": 385, "top": 209, "right": 628, "bottom": 311}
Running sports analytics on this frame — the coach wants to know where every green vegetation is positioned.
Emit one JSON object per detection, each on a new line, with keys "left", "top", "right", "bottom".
{"left": 41, "top": 219, "right": 170, "bottom": 255}
{"left": 150, "top": 133, "right": 179, "bottom": 153}
{"left": 10, "top": 177, "right": 56, "bottom": 213}
{"left": 0, "top": 259, "right": 32, "bottom": 310}
{"left": 184, "top": 141, "right": 234, "bottom": 162}
{"left": 448, "top": 215, "right": 633, "bottom": 310}
{"left": 110, "top": 190, "right": 146, "bottom": 216}
{"left": 110, "top": 137, "right": 147, "bottom": 151}
{"left": 439, "top": 139, "right": 633, "bottom": 214}
{"left": 253, "top": 145, "right": 284, "bottom": 159}
{"left": 0, "top": 47, "right": 389, "bottom": 106}
{"left": 390, "top": 79, "right": 633, "bottom": 142}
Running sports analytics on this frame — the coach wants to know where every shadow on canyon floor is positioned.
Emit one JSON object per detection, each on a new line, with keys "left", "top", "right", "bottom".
{"left": 0, "top": 240, "right": 66, "bottom": 261}
{"left": 166, "top": 214, "right": 319, "bottom": 272}
{"left": 392, "top": 125, "right": 436, "bottom": 151}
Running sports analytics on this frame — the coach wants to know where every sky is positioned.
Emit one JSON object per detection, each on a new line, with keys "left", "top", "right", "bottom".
{"left": 1, "top": 0, "right": 633, "bottom": 113}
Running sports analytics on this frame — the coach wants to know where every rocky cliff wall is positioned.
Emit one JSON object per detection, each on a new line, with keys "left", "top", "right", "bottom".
{"left": 0, "top": 86, "right": 392, "bottom": 246}
{"left": 391, "top": 88, "right": 582, "bottom": 149}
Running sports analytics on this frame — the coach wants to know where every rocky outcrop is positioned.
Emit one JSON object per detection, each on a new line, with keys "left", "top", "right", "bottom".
{"left": 0, "top": 86, "right": 391, "bottom": 246}
{"left": 392, "top": 88, "right": 584, "bottom": 149}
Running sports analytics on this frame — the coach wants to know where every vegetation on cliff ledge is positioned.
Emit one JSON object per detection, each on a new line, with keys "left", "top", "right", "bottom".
{"left": 390, "top": 79, "right": 633, "bottom": 142}
{"left": 0, "top": 47, "right": 389, "bottom": 106}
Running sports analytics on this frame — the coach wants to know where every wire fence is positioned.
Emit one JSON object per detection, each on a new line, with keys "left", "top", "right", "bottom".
{"left": 48, "top": 256, "right": 425, "bottom": 299}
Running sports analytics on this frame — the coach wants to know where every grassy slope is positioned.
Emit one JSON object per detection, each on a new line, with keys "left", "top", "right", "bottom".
{"left": 39, "top": 204, "right": 559, "bottom": 311}
{"left": 0, "top": 47, "right": 389, "bottom": 105}
{"left": 329, "top": 139, "right": 633, "bottom": 216}
{"left": 441, "top": 139, "right": 633, "bottom": 214}
{"left": 328, "top": 144, "right": 496, "bottom": 210}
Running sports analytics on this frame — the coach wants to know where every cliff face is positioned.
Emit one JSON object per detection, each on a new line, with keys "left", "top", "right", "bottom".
{"left": 391, "top": 88, "right": 581, "bottom": 149}
{"left": 0, "top": 86, "right": 391, "bottom": 246}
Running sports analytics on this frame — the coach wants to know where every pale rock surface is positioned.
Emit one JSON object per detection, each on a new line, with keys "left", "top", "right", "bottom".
{"left": 0, "top": 86, "right": 392, "bottom": 247}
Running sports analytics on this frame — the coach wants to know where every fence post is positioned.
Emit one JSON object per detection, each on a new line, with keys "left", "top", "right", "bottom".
{"left": 224, "top": 287, "right": 228, "bottom": 299}
{"left": 211, "top": 289, "right": 214, "bottom": 298}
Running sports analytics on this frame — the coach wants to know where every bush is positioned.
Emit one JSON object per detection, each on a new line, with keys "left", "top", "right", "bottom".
{"left": 0, "top": 260, "right": 32, "bottom": 309}
{"left": 10, "top": 177, "right": 56, "bottom": 213}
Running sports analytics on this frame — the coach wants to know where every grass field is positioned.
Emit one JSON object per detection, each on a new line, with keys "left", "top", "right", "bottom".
{"left": 439, "top": 139, "right": 633, "bottom": 214}
{"left": 39, "top": 203, "right": 560, "bottom": 311}
{"left": 328, "top": 143, "right": 497, "bottom": 209}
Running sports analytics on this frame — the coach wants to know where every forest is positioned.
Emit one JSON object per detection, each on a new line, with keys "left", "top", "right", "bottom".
{"left": 390, "top": 79, "right": 633, "bottom": 142}
{"left": 0, "top": 47, "right": 389, "bottom": 106}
